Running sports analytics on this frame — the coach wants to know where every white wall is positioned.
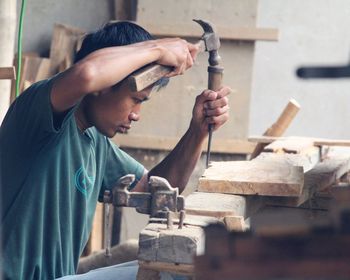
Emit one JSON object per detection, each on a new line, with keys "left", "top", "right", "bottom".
{"left": 19, "top": 0, "right": 113, "bottom": 55}
{"left": 251, "top": 0, "right": 350, "bottom": 139}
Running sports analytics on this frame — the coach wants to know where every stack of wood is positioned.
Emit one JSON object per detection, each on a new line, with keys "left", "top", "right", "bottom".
{"left": 10, "top": 23, "right": 85, "bottom": 102}
{"left": 136, "top": 136, "right": 350, "bottom": 279}
{"left": 195, "top": 211, "right": 350, "bottom": 279}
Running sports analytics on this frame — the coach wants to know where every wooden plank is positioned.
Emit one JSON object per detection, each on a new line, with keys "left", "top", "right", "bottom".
{"left": 86, "top": 202, "right": 104, "bottom": 254}
{"left": 250, "top": 99, "right": 300, "bottom": 159}
{"left": 113, "top": 134, "right": 255, "bottom": 154}
{"left": 49, "top": 23, "right": 85, "bottom": 73}
{"left": 10, "top": 55, "right": 52, "bottom": 101}
{"left": 249, "top": 135, "right": 350, "bottom": 147}
{"left": 265, "top": 155, "right": 350, "bottom": 207}
{"left": 137, "top": 22, "right": 279, "bottom": 42}
{"left": 138, "top": 222, "right": 205, "bottom": 264}
{"left": 0, "top": 66, "right": 15, "bottom": 80}
{"left": 198, "top": 160, "right": 304, "bottom": 197}
{"left": 185, "top": 192, "right": 263, "bottom": 221}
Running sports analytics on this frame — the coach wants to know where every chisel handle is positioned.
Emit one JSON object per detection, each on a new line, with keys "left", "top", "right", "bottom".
{"left": 206, "top": 65, "right": 224, "bottom": 168}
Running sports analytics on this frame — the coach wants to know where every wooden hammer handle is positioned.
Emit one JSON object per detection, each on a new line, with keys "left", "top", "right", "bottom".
{"left": 127, "top": 64, "right": 173, "bottom": 92}
{"left": 128, "top": 41, "right": 206, "bottom": 92}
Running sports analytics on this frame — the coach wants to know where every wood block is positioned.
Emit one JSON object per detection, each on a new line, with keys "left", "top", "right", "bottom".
{"left": 138, "top": 222, "right": 205, "bottom": 264}
{"left": 185, "top": 192, "right": 261, "bottom": 232}
{"left": 185, "top": 192, "right": 263, "bottom": 231}
{"left": 198, "top": 160, "right": 304, "bottom": 197}
{"left": 49, "top": 23, "right": 85, "bottom": 73}
{"left": 0, "top": 67, "right": 15, "bottom": 80}
{"left": 138, "top": 261, "right": 194, "bottom": 276}
{"left": 185, "top": 192, "right": 248, "bottom": 218}
{"left": 223, "top": 216, "right": 248, "bottom": 232}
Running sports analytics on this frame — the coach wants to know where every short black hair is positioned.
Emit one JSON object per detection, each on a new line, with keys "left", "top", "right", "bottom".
{"left": 75, "top": 21, "right": 169, "bottom": 90}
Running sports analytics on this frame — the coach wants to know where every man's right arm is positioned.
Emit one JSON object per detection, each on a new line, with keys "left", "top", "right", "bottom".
{"left": 50, "top": 39, "right": 198, "bottom": 113}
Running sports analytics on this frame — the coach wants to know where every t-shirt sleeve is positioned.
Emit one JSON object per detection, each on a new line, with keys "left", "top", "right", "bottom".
{"left": 100, "top": 139, "right": 145, "bottom": 200}
{"left": 5, "top": 74, "right": 75, "bottom": 146}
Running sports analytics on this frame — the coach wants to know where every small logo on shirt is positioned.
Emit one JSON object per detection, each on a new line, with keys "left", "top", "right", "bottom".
{"left": 74, "top": 166, "right": 95, "bottom": 196}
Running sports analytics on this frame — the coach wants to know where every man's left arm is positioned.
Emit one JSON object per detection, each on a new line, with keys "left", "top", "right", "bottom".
{"left": 133, "top": 86, "right": 231, "bottom": 193}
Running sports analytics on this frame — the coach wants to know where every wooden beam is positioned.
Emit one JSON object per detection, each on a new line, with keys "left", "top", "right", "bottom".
{"left": 265, "top": 154, "right": 350, "bottom": 207}
{"left": 249, "top": 135, "right": 350, "bottom": 147}
{"left": 198, "top": 160, "right": 304, "bottom": 197}
{"left": 0, "top": 66, "right": 15, "bottom": 80}
{"left": 136, "top": 22, "right": 279, "bottom": 42}
{"left": 185, "top": 192, "right": 262, "bottom": 219}
{"left": 250, "top": 99, "right": 300, "bottom": 159}
{"left": 113, "top": 134, "right": 255, "bottom": 154}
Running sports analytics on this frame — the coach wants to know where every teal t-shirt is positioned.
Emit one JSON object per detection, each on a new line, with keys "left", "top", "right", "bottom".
{"left": 0, "top": 76, "right": 145, "bottom": 280}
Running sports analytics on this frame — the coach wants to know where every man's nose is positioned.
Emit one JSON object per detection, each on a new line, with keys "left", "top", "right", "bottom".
{"left": 129, "top": 112, "right": 140, "bottom": 122}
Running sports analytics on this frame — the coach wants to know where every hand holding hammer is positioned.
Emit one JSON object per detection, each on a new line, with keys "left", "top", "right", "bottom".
{"left": 128, "top": 20, "right": 223, "bottom": 167}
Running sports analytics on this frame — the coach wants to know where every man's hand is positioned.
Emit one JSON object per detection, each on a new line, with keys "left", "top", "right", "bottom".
{"left": 190, "top": 86, "right": 231, "bottom": 137}
{"left": 154, "top": 38, "right": 200, "bottom": 76}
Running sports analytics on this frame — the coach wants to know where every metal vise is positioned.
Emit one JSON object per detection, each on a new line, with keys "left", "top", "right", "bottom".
{"left": 102, "top": 174, "right": 185, "bottom": 257}
{"left": 103, "top": 174, "right": 185, "bottom": 218}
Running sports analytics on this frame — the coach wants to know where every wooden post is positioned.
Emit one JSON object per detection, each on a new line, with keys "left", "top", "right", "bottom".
{"left": 250, "top": 99, "right": 300, "bottom": 159}
{"left": 0, "top": 0, "right": 16, "bottom": 123}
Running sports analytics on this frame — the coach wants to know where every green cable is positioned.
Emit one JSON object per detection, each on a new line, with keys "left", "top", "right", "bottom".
{"left": 16, "top": 0, "right": 27, "bottom": 98}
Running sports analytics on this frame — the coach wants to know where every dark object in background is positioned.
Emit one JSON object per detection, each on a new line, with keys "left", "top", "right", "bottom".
{"left": 297, "top": 64, "right": 350, "bottom": 78}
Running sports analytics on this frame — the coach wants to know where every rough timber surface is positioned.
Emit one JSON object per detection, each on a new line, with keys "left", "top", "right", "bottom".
{"left": 198, "top": 160, "right": 304, "bottom": 197}
{"left": 185, "top": 191, "right": 262, "bottom": 220}
{"left": 138, "top": 222, "right": 205, "bottom": 264}
{"left": 266, "top": 148, "right": 350, "bottom": 207}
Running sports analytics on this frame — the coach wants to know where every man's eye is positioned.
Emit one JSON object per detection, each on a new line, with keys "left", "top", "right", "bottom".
{"left": 133, "top": 98, "right": 142, "bottom": 104}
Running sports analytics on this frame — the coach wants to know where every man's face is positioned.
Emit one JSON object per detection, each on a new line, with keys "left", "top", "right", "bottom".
{"left": 83, "top": 80, "right": 152, "bottom": 138}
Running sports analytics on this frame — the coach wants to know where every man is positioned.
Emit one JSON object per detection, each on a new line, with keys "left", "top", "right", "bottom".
{"left": 0, "top": 21, "right": 230, "bottom": 279}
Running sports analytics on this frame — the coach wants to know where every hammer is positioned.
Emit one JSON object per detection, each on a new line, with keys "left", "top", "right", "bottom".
{"left": 128, "top": 20, "right": 223, "bottom": 167}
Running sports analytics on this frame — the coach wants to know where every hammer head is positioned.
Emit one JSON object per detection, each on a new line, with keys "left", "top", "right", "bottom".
{"left": 193, "top": 19, "right": 221, "bottom": 52}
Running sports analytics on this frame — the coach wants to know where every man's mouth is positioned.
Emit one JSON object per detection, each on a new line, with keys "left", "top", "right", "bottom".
{"left": 116, "top": 125, "right": 131, "bottom": 134}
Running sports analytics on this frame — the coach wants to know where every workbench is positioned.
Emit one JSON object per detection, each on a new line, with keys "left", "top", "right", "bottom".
{"left": 136, "top": 137, "right": 350, "bottom": 279}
